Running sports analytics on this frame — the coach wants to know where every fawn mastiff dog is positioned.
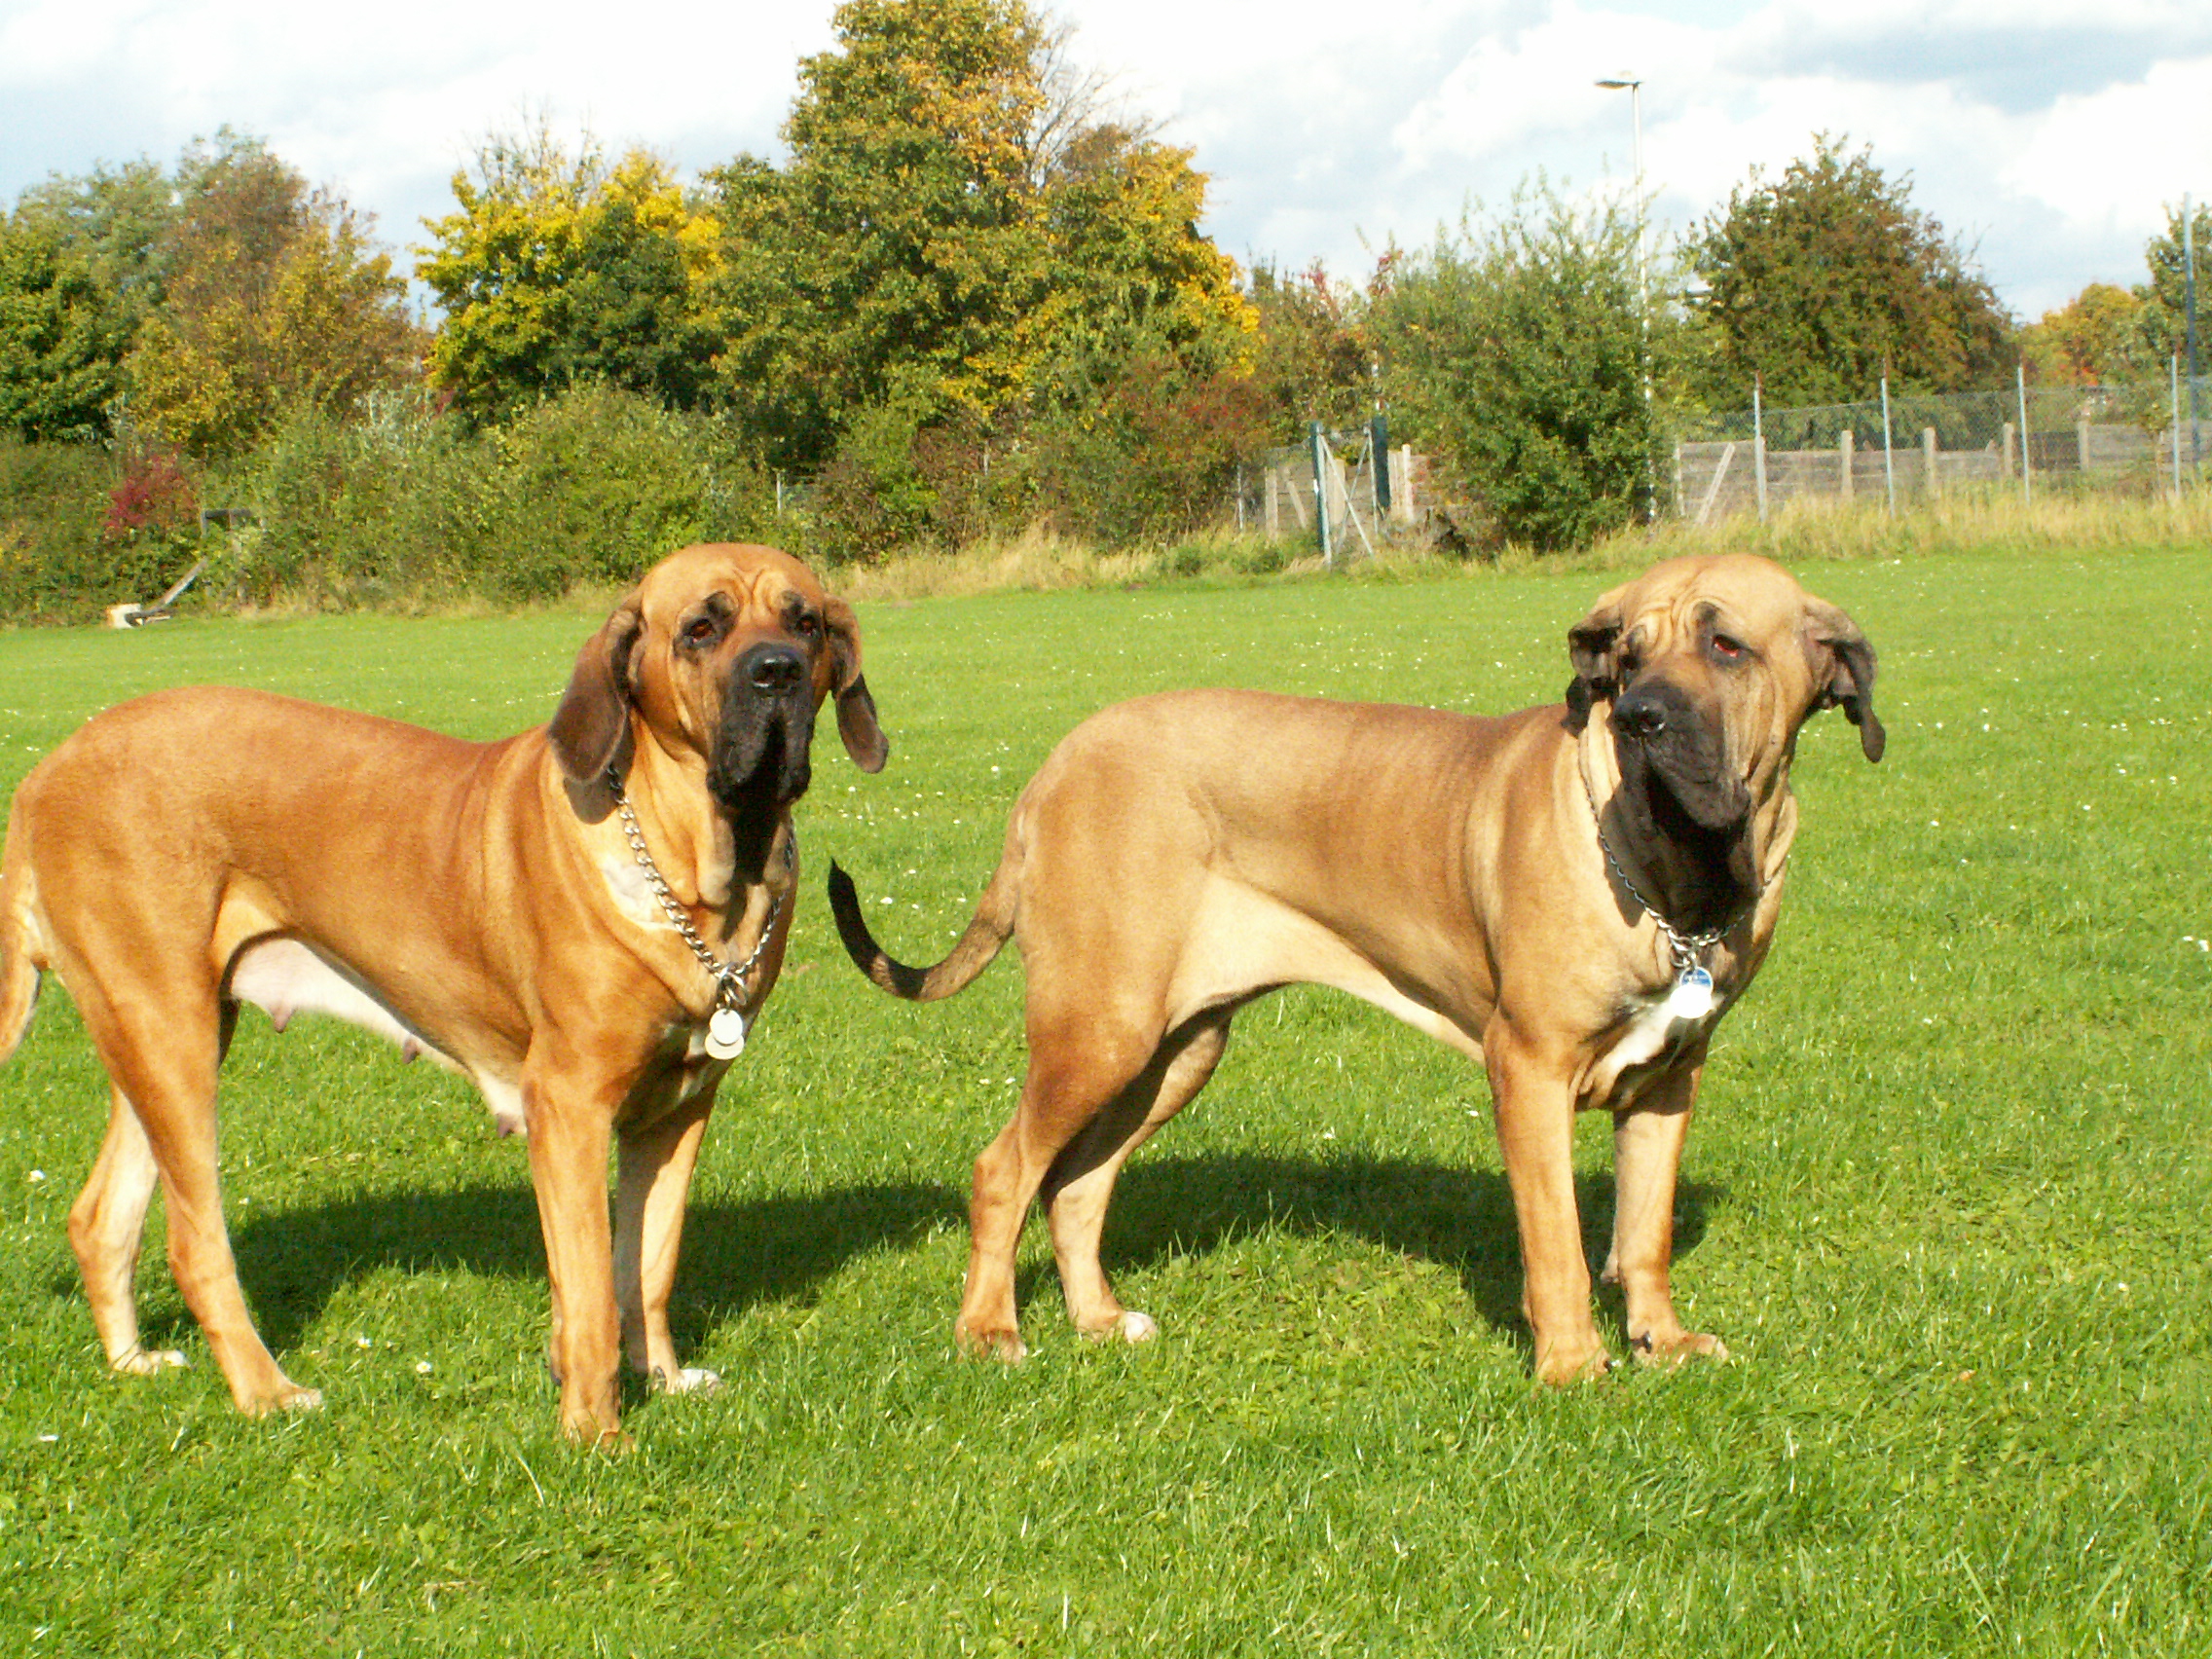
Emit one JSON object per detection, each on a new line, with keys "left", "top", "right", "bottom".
{"left": 1, "top": 543, "right": 887, "bottom": 1442}
{"left": 830, "top": 553, "right": 1881, "bottom": 1382}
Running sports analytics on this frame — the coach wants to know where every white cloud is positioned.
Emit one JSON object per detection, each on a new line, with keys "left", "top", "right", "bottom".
{"left": 0, "top": 0, "right": 2203, "bottom": 318}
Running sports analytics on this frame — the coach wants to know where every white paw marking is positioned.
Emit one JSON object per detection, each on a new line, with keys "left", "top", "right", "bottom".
{"left": 656, "top": 1366, "right": 721, "bottom": 1395}
{"left": 1115, "top": 1310, "right": 1159, "bottom": 1344}
{"left": 113, "top": 1346, "right": 189, "bottom": 1376}
{"left": 282, "top": 1387, "right": 325, "bottom": 1413}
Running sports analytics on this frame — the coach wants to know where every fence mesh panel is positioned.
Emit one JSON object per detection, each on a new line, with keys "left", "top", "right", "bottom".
{"left": 1672, "top": 377, "right": 2210, "bottom": 522}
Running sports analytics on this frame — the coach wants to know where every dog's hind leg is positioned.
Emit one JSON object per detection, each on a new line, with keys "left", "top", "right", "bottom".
{"left": 955, "top": 1016, "right": 1168, "bottom": 1362}
{"left": 68, "top": 1086, "right": 188, "bottom": 1378}
{"left": 71, "top": 970, "right": 318, "bottom": 1416}
{"left": 1042, "top": 1012, "right": 1233, "bottom": 1344}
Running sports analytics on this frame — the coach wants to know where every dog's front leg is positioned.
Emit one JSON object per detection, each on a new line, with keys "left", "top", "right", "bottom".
{"left": 523, "top": 1073, "right": 623, "bottom": 1445}
{"left": 1485, "top": 1022, "right": 1609, "bottom": 1383}
{"left": 614, "top": 1091, "right": 719, "bottom": 1392}
{"left": 1603, "top": 1062, "right": 1728, "bottom": 1368}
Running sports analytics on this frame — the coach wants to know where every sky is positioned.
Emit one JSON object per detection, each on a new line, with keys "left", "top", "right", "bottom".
{"left": 1, "top": 0, "right": 2207, "bottom": 322}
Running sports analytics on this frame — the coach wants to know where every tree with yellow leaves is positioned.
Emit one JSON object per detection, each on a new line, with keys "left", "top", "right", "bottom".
{"left": 419, "top": 125, "right": 720, "bottom": 424}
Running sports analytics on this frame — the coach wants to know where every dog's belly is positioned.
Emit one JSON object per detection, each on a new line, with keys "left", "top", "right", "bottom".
{"left": 1168, "top": 879, "right": 1487, "bottom": 1058}
{"left": 226, "top": 938, "right": 527, "bottom": 1133}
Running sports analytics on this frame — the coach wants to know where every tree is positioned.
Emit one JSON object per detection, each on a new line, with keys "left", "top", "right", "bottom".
{"left": 1243, "top": 259, "right": 1375, "bottom": 435}
{"left": 127, "top": 137, "right": 422, "bottom": 458}
{"left": 0, "top": 216, "right": 136, "bottom": 440}
{"left": 710, "top": 0, "right": 1055, "bottom": 468}
{"left": 419, "top": 127, "right": 719, "bottom": 424}
{"left": 2020, "top": 283, "right": 2147, "bottom": 386}
{"left": 2132, "top": 200, "right": 2211, "bottom": 367}
{"left": 710, "top": 0, "right": 1252, "bottom": 471}
{"left": 1371, "top": 187, "right": 1660, "bottom": 550}
{"left": 2, "top": 154, "right": 186, "bottom": 441}
{"left": 1686, "top": 135, "right": 2013, "bottom": 406}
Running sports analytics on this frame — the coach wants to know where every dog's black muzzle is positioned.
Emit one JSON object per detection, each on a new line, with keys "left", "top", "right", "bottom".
{"left": 1610, "top": 678, "right": 1746, "bottom": 835}
{"left": 709, "top": 643, "right": 819, "bottom": 823}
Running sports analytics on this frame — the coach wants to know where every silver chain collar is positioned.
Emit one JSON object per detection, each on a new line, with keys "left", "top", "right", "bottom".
{"left": 1579, "top": 758, "right": 1750, "bottom": 976}
{"left": 607, "top": 771, "right": 788, "bottom": 1015}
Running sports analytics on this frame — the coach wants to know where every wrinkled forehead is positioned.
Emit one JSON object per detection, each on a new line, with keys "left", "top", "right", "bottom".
{"left": 638, "top": 543, "right": 822, "bottom": 626}
{"left": 1619, "top": 555, "right": 1809, "bottom": 644}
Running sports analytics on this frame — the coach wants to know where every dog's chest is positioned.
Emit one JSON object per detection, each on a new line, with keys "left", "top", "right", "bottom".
{"left": 1585, "top": 986, "right": 1723, "bottom": 1106}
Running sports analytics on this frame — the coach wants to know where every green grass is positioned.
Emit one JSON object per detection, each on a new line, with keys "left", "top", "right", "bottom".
{"left": 2, "top": 545, "right": 2209, "bottom": 1654}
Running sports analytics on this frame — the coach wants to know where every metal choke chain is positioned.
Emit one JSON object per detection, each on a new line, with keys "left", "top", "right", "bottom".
{"left": 608, "top": 771, "right": 784, "bottom": 1012}
{"left": 1579, "top": 761, "right": 1749, "bottom": 974}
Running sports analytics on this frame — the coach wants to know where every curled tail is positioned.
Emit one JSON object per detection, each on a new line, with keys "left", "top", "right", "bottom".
{"left": 828, "top": 844, "right": 1020, "bottom": 1003}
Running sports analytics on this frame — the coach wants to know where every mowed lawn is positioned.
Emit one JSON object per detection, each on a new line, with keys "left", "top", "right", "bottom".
{"left": 1, "top": 544, "right": 2206, "bottom": 1655}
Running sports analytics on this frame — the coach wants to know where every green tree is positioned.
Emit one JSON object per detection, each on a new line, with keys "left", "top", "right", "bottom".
{"left": 1371, "top": 187, "right": 1660, "bottom": 551}
{"left": 1686, "top": 135, "right": 2013, "bottom": 405}
{"left": 710, "top": 0, "right": 1252, "bottom": 474}
{"left": 710, "top": 0, "right": 1054, "bottom": 468}
{"left": 418, "top": 127, "right": 719, "bottom": 424}
{"left": 2132, "top": 200, "right": 2211, "bottom": 368}
{"left": 1243, "top": 259, "right": 1374, "bottom": 436}
{"left": 129, "top": 137, "right": 422, "bottom": 458}
{"left": 0, "top": 216, "right": 136, "bottom": 440}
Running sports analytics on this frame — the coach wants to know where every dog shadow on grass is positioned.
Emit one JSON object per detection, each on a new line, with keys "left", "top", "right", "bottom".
{"left": 1024, "top": 1152, "right": 1724, "bottom": 1357}
{"left": 65, "top": 1154, "right": 1717, "bottom": 1379}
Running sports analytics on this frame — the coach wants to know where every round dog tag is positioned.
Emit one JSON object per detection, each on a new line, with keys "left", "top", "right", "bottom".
{"left": 705, "top": 1007, "right": 749, "bottom": 1060}
{"left": 1664, "top": 966, "right": 1715, "bottom": 1022}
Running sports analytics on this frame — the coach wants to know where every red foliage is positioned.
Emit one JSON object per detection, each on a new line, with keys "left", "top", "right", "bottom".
{"left": 102, "top": 450, "right": 199, "bottom": 541}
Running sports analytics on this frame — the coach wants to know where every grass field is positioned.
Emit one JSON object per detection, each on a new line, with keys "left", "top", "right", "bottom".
{"left": 1, "top": 543, "right": 2207, "bottom": 1655}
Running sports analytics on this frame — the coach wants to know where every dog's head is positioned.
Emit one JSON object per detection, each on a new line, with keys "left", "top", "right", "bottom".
{"left": 548, "top": 542, "right": 888, "bottom": 842}
{"left": 1566, "top": 553, "right": 1882, "bottom": 902}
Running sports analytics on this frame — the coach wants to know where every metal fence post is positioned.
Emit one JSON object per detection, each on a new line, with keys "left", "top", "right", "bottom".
{"left": 2175, "top": 354, "right": 2186, "bottom": 499}
{"left": 1880, "top": 375, "right": 1896, "bottom": 517}
{"left": 1309, "top": 422, "right": 1333, "bottom": 567}
{"left": 1751, "top": 380, "right": 1768, "bottom": 522}
{"left": 2016, "top": 362, "right": 2033, "bottom": 508}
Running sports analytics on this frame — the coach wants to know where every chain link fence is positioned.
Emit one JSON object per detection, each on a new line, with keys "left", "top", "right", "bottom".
{"left": 1234, "top": 422, "right": 1436, "bottom": 562}
{"left": 1674, "top": 371, "right": 2210, "bottom": 524}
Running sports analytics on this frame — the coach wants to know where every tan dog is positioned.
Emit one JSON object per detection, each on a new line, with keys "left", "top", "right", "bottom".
{"left": 830, "top": 553, "right": 1879, "bottom": 1381}
{"left": 0, "top": 543, "right": 887, "bottom": 1442}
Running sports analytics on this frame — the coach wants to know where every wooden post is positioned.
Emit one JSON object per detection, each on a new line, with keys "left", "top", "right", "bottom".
{"left": 1923, "top": 427, "right": 1938, "bottom": 498}
{"left": 1264, "top": 466, "right": 1280, "bottom": 537}
{"left": 1673, "top": 442, "right": 1687, "bottom": 518}
{"left": 2002, "top": 423, "right": 2016, "bottom": 479}
{"left": 2077, "top": 419, "right": 2092, "bottom": 474}
{"left": 1839, "top": 428, "right": 1854, "bottom": 503}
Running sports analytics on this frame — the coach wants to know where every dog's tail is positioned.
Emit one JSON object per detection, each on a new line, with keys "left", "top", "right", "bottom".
{"left": 0, "top": 803, "right": 45, "bottom": 1066}
{"left": 828, "top": 841, "right": 1020, "bottom": 1003}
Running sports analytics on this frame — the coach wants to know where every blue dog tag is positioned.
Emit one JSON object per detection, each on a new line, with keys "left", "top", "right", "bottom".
{"left": 1664, "top": 965, "right": 1715, "bottom": 1021}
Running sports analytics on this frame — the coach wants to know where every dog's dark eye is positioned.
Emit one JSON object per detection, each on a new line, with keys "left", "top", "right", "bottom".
{"left": 682, "top": 616, "right": 719, "bottom": 646}
{"left": 1710, "top": 635, "right": 1746, "bottom": 661}
{"left": 792, "top": 612, "right": 820, "bottom": 638}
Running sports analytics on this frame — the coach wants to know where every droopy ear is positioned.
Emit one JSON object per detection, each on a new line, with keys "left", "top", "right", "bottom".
{"left": 548, "top": 590, "right": 645, "bottom": 821}
{"left": 1564, "top": 587, "right": 1627, "bottom": 731}
{"left": 1803, "top": 598, "right": 1885, "bottom": 762}
{"left": 823, "top": 595, "right": 889, "bottom": 774}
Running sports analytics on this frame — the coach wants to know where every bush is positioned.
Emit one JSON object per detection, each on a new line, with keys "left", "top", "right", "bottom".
{"left": 203, "top": 383, "right": 784, "bottom": 608}
{"left": 0, "top": 437, "right": 203, "bottom": 621}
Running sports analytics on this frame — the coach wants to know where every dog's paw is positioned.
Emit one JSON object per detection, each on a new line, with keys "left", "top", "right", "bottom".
{"left": 954, "top": 1323, "right": 1029, "bottom": 1364}
{"left": 1630, "top": 1329, "right": 1730, "bottom": 1368}
{"left": 652, "top": 1366, "right": 722, "bottom": 1395}
{"left": 111, "top": 1346, "right": 189, "bottom": 1378}
{"left": 1081, "top": 1310, "right": 1158, "bottom": 1346}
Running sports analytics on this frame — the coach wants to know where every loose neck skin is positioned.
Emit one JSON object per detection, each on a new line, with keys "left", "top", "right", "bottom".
{"left": 1576, "top": 713, "right": 1799, "bottom": 944}
{"left": 617, "top": 730, "right": 793, "bottom": 942}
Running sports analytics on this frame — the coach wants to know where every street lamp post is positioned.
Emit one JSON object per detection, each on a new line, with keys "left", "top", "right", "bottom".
{"left": 1598, "top": 75, "right": 1653, "bottom": 519}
